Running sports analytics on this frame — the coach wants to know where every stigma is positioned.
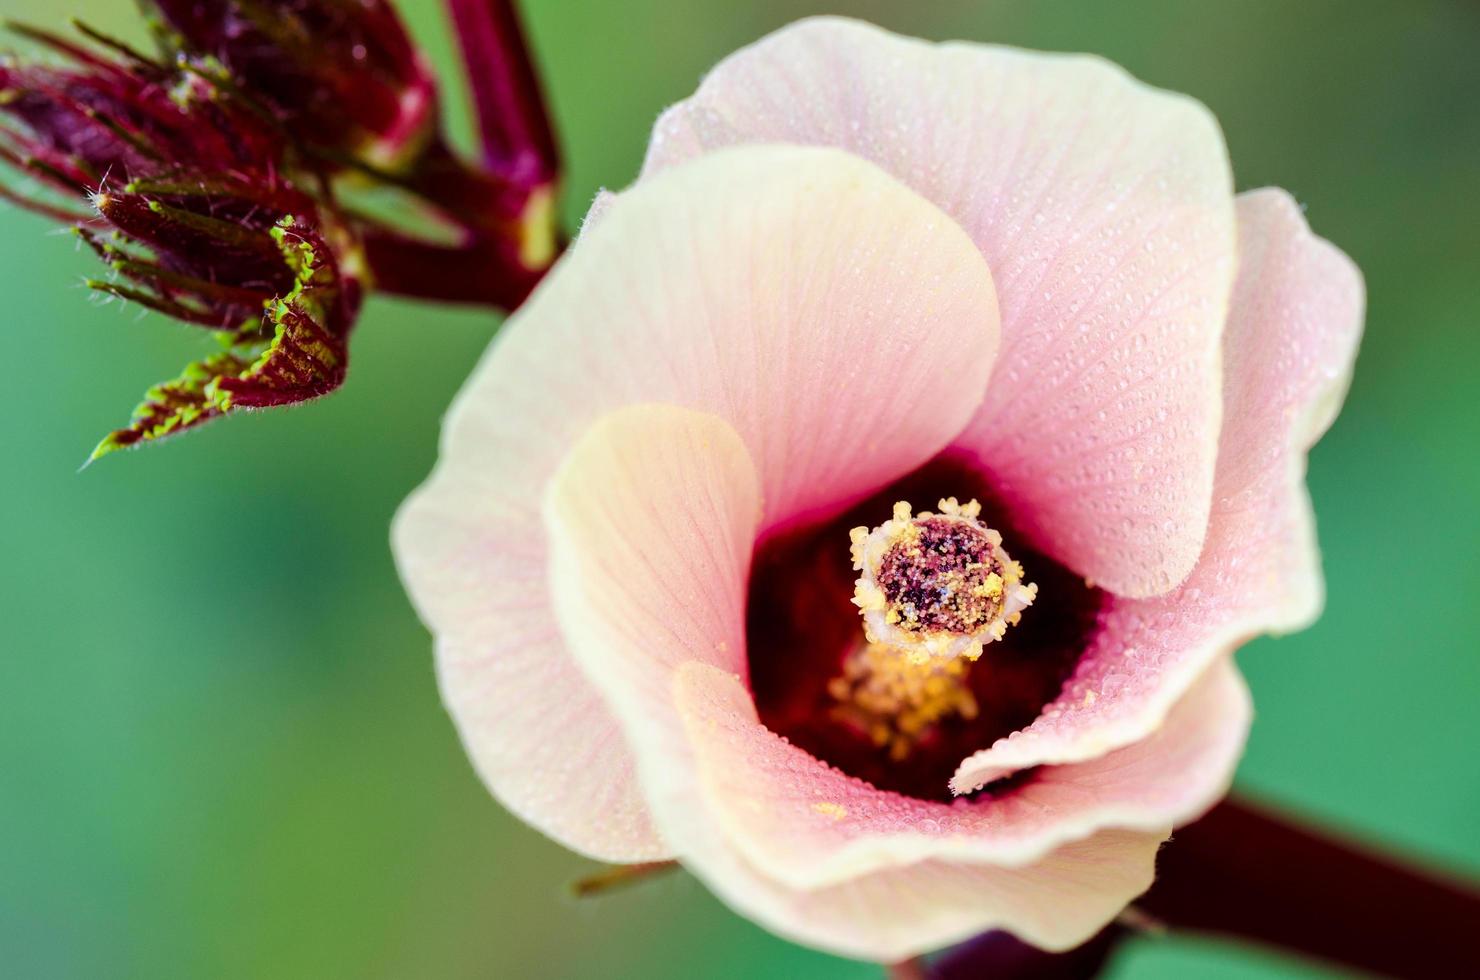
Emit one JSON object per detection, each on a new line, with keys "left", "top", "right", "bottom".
{"left": 849, "top": 498, "right": 1037, "bottom": 665}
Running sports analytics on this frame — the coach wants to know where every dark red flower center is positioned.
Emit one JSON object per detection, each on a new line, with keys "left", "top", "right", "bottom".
{"left": 746, "top": 454, "right": 1105, "bottom": 802}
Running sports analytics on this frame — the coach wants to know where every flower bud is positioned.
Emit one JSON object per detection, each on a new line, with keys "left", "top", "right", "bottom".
{"left": 0, "top": 23, "right": 362, "bottom": 459}
{"left": 143, "top": 2, "right": 561, "bottom": 272}
{"left": 3, "top": 6, "right": 563, "bottom": 461}
{"left": 0, "top": 47, "right": 284, "bottom": 196}
{"left": 82, "top": 196, "right": 363, "bottom": 460}
{"left": 144, "top": 0, "right": 438, "bottom": 170}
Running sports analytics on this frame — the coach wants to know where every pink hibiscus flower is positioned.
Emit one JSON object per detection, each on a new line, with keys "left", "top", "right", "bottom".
{"left": 393, "top": 17, "right": 1363, "bottom": 961}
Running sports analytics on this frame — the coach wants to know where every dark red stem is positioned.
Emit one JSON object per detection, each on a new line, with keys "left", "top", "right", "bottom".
{"left": 443, "top": 0, "right": 559, "bottom": 187}
{"left": 1144, "top": 796, "right": 1480, "bottom": 976}
{"left": 365, "top": 1, "right": 564, "bottom": 311}
{"left": 400, "top": 138, "right": 529, "bottom": 232}
{"left": 929, "top": 926, "right": 1127, "bottom": 980}
{"left": 927, "top": 795, "right": 1480, "bottom": 979}
{"left": 362, "top": 230, "right": 541, "bottom": 308}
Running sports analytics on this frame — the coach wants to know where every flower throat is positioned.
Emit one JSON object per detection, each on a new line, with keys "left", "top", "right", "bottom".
{"left": 745, "top": 456, "right": 1104, "bottom": 802}
{"left": 834, "top": 498, "right": 1037, "bottom": 760}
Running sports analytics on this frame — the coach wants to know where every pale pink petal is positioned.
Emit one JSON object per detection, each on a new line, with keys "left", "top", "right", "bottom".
{"left": 645, "top": 16, "right": 1238, "bottom": 597}
{"left": 752, "top": 830, "right": 1161, "bottom": 961}
{"left": 663, "top": 683, "right": 1166, "bottom": 959}
{"left": 431, "top": 632, "right": 665, "bottom": 859}
{"left": 953, "top": 189, "right": 1365, "bottom": 793}
{"left": 729, "top": 828, "right": 1163, "bottom": 961}
{"left": 544, "top": 403, "right": 760, "bottom": 700}
{"left": 544, "top": 407, "right": 1160, "bottom": 960}
{"left": 394, "top": 144, "right": 998, "bottom": 860}
{"left": 671, "top": 655, "right": 1246, "bottom": 892}
{"left": 577, "top": 188, "right": 616, "bottom": 237}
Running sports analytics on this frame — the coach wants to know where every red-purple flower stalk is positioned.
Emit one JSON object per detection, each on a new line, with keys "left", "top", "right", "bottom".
{"left": 444, "top": 0, "right": 559, "bottom": 184}
{"left": 361, "top": 0, "right": 562, "bottom": 308}
{"left": 924, "top": 796, "right": 1480, "bottom": 979}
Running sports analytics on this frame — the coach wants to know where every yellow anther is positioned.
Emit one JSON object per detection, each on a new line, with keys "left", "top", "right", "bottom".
{"left": 829, "top": 640, "right": 980, "bottom": 760}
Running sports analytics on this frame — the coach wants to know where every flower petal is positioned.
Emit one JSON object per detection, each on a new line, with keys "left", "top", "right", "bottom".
{"left": 735, "top": 826, "right": 1164, "bottom": 962}
{"left": 644, "top": 16, "right": 1238, "bottom": 597}
{"left": 545, "top": 405, "right": 1160, "bottom": 960}
{"left": 670, "top": 674, "right": 1165, "bottom": 958}
{"left": 544, "top": 403, "right": 760, "bottom": 697}
{"left": 952, "top": 189, "right": 1365, "bottom": 793}
{"left": 395, "top": 143, "right": 998, "bottom": 860}
{"left": 670, "top": 654, "right": 1246, "bottom": 893}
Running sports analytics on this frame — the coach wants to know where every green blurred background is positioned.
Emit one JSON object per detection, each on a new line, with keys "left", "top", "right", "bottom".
{"left": 2, "top": 1, "right": 1476, "bottom": 977}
